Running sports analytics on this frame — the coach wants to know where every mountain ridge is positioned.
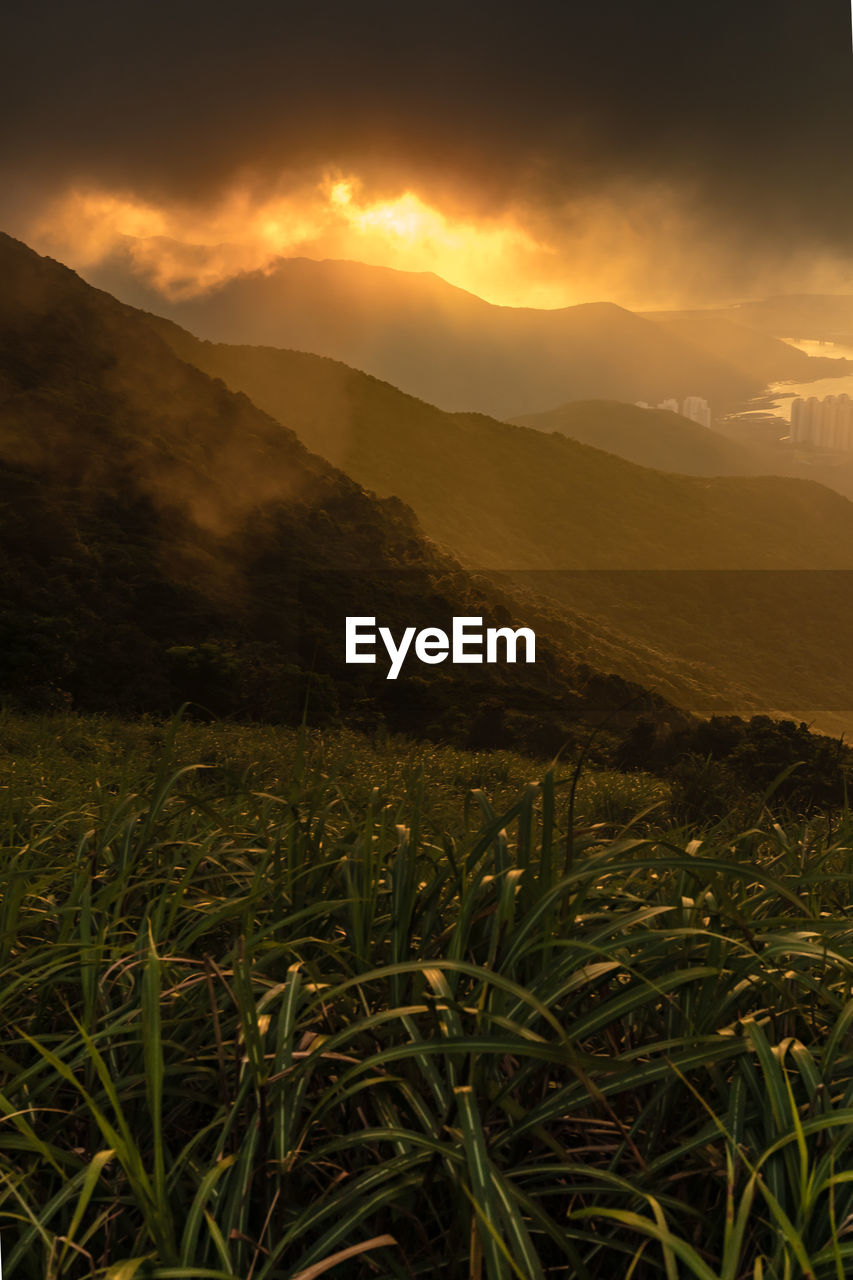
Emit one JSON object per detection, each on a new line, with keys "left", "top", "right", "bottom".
{"left": 0, "top": 230, "right": 687, "bottom": 749}
{"left": 511, "top": 399, "right": 763, "bottom": 476}
{"left": 87, "top": 246, "right": 834, "bottom": 418}
{"left": 144, "top": 316, "right": 853, "bottom": 724}
{"left": 145, "top": 317, "right": 853, "bottom": 570}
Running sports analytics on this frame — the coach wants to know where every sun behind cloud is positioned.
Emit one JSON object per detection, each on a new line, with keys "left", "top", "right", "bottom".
{"left": 31, "top": 170, "right": 846, "bottom": 311}
{"left": 30, "top": 173, "right": 569, "bottom": 307}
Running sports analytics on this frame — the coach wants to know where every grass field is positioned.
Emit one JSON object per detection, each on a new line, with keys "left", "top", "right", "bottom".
{"left": 0, "top": 712, "right": 852, "bottom": 1279}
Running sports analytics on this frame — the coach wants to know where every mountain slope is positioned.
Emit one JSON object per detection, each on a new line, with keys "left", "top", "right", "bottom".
{"left": 146, "top": 322, "right": 853, "bottom": 723}
{"left": 148, "top": 322, "right": 853, "bottom": 571}
{"left": 90, "top": 249, "right": 812, "bottom": 418}
{"left": 640, "top": 311, "right": 845, "bottom": 382}
{"left": 511, "top": 400, "right": 763, "bottom": 476}
{"left": 700, "top": 295, "right": 853, "bottom": 343}
{"left": 513, "top": 395, "right": 853, "bottom": 511}
{"left": 0, "top": 232, "right": 677, "bottom": 749}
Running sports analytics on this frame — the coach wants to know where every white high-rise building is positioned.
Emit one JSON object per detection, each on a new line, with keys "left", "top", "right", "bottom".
{"left": 788, "top": 392, "right": 853, "bottom": 450}
{"left": 838, "top": 395, "right": 853, "bottom": 449}
{"left": 821, "top": 396, "right": 839, "bottom": 448}
{"left": 636, "top": 396, "right": 713, "bottom": 428}
{"left": 681, "top": 396, "right": 712, "bottom": 429}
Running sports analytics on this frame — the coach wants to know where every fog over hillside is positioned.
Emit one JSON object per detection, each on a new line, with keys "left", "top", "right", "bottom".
{"left": 2, "top": 231, "right": 679, "bottom": 747}
{"left": 146, "top": 314, "right": 853, "bottom": 727}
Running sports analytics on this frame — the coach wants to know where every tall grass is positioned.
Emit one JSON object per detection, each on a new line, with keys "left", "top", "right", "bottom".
{"left": 0, "top": 714, "right": 852, "bottom": 1277}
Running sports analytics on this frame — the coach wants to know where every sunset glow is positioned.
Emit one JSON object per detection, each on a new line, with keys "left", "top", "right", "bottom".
{"left": 27, "top": 169, "right": 853, "bottom": 314}
{"left": 31, "top": 174, "right": 569, "bottom": 307}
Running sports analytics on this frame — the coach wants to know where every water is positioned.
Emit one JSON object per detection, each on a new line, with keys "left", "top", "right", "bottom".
{"left": 783, "top": 338, "right": 853, "bottom": 361}
{"left": 756, "top": 338, "right": 853, "bottom": 422}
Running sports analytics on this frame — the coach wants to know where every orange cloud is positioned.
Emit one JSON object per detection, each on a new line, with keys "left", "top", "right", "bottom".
{"left": 31, "top": 173, "right": 569, "bottom": 306}
{"left": 30, "top": 172, "right": 853, "bottom": 311}
{"left": 29, "top": 171, "right": 591, "bottom": 308}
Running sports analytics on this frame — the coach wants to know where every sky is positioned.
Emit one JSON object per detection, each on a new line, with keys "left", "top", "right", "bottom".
{"left": 2, "top": 0, "right": 853, "bottom": 309}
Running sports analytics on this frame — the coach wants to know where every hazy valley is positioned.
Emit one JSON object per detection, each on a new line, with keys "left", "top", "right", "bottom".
{"left": 140, "top": 306, "right": 853, "bottom": 730}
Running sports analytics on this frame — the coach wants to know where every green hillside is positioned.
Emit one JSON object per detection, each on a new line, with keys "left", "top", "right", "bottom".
{"left": 4, "top": 711, "right": 853, "bottom": 1276}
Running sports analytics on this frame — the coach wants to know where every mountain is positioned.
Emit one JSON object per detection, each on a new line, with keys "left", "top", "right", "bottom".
{"left": 0, "top": 232, "right": 679, "bottom": 751}
{"left": 147, "top": 322, "right": 853, "bottom": 571}
{"left": 702, "top": 295, "right": 853, "bottom": 344}
{"left": 638, "top": 295, "right": 853, "bottom": 355}
{"left": 635, "top": 304, "right": 853, "bottom": 505}
{"left": 640, "top": 310, "right": 848, "bottom": 382}
{"left": 146, "top": 323, "right": 853, "bottom": 725}
{"left": 511, "top": 400, "right": 762, "bottom": 476}
{"left": 86, "top": 248, "right": 848, "bottom": 419}
{"left": 515, "top": 397, "right": 853, "bottom": 512}
{"left": 12, "top": 228, "right": 853, "bottom": 732}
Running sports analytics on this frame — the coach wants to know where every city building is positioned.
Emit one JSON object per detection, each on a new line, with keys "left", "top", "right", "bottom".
{"left": 790, "top": 393, "right": 853, "bottom": 449}
{"left": 635, "top": 396, "right": 712, "bottom": 428}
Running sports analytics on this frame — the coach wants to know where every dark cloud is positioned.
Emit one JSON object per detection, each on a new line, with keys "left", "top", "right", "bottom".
{"left": 2, "top": 0, "right": 852, "bottom": 275}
